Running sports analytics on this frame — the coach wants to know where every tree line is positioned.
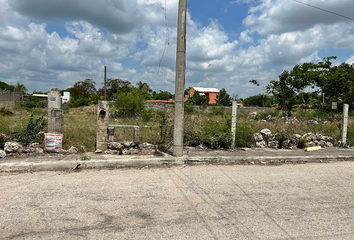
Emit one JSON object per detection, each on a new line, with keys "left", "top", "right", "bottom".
{"left": 0, "top": 78, "right": 234, "bottom": 109}
{"left": 5, "top": 55, "right": 352, "bottom": 114}
{"left": 245, "top": 56, "right": 354, "bottom": 116}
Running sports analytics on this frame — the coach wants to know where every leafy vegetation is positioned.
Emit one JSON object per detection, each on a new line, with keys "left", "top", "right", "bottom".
{"left": 21, "top": 96, "right": 45, "bottom": 109}
{"left": 216, "top": 88, "right": 232, "bottom": 106}
{"left": 11, "top": 114, "right": 47, "bottom": 146}
{"left": 0, "top": 81, "right": 15, "bottom": 91}
{"left": 187, "top": 91, "right": 209, "bottom": 105}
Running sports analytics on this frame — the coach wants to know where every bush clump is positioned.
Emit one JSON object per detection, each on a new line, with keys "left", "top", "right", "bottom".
{"left": 113, "top": 88, "right": 146, "bottom": 118}
{"left": 0, "top": 107, "right": 14, "bottom": 116}
{"left": 21, "top": 96, "right": 45, "bottom": 109}
{"left": 11, "top": 114, "right": 47, "bottom": 146}
{"left": 184, "top": 118, "right": 233, "bottom": 149}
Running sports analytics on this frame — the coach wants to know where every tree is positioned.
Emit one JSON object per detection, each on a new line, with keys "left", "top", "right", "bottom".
{"left": 152, "top": 90, "right": 171, "bottom": 100}
{"left": 136, "top": 81, "right": 152, "bottom": 100}
{"left": 266, "top": 70, "right": 297, "bottom": 117}
{"left": 113, "top": 88, "right": 146, "bottom": 117}
{"left": 98, "top": 78, "right": 132, "bottom": 100}
{"left": 68, "top": 79, "right": 97, "bottom": 98}
{"left": 216, "top": 88, "right": 232, "bottom": 106}
{"left": 14, "top": 83, "right": 28, "bottom": 94}
{"left": 249, "top": 79, "right": 260, "bottom": 86}
{"left": 67, "top": 79, "right": 97, "bottom": 107}
{"left": 187, "top": 91, "right": 209, "bottom": 105}
{"left": 242, "top": 94, "right": 274, "bottom": 107}
{"left": 0, "top": 81, "right": 15, "bottom": 91}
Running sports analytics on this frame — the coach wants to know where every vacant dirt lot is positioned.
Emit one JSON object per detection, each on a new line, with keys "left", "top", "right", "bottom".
{"left": 1, "top": 162, "right": 354, "bottom": 239}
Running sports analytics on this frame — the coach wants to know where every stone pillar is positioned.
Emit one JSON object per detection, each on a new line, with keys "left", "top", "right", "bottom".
{"left": 48, "top": 91, "right": 62, "bottom": 110}
{"left": 96, "top": 101, "right": 109, "bottom": 151}
{"left": 48, "top": 91, "right": 63, "bottom": 134}
{"left": 48, "top": 109, "right": 64, "bottom": 134}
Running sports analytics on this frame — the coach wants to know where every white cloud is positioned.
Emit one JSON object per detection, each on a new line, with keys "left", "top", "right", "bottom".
{"left": 0, "top": 0, "right": 353, "bottom": 99}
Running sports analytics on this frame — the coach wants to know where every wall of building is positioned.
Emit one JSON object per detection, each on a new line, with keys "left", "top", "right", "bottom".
{"left": 0, "top": 91, "right": 23, "bottom": 109}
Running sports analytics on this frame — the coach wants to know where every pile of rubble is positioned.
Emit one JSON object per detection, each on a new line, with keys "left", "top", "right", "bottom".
{"left": 254, "top": 129, "right": 334, "bottom": 149}
{"left": 0, "top": 142, "right": 44, "bottom": 158}
{"left": 105, "top": 142, "right": 159, "bottom": 155}
{"left": 0, "top": 141, "right": 159, "bottom": 159}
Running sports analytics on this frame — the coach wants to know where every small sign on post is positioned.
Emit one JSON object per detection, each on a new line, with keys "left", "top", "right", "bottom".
{"left": 332, "top": 102, "right": 337, "bottom": 110}
{"left": 45, "top": 133, "right": 63, "bottom": 152}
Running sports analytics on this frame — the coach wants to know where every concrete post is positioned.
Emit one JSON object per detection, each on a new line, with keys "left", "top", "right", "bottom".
{"left": 48, "top": 91, "right": 61, "bottom": 110}
{"left": 96, "top": 101, "right": 110, "bottom": 151}
{"left": 342, "top": 104, "right": 349, "bottom": 146}
{"left": 47, "top": 91, "right": 63, "bottom": 134}
{"left": 48, "top": 109, "right": 64, "bottom": 134}
{"left": 231, "top": 101, "right": 237, "bottom": 148}
{"left": 173, "top": 0, "right": 187, "bottom": 157}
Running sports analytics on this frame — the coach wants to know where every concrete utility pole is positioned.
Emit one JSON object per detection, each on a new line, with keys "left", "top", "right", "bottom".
{"left": 173, "top": 0, "right": 187, "bottom": 157}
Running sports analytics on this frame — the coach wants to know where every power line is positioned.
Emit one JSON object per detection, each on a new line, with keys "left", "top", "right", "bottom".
{"left": 292, "top": 0, "right": 354, "bottom": 21}
{"left": 157, "top": 0, "right": 170, "bottom": 74}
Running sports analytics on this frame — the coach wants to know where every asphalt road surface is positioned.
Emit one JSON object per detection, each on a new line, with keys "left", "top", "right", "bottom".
{"left": 1, "top": 162, "right": 354, "bottom": 239}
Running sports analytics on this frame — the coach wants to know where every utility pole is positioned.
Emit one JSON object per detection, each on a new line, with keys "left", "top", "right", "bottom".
{"left": 173, "top": 0, "right": 187, "bottom": 157}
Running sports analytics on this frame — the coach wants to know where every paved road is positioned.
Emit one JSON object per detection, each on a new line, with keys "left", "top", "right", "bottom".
{"left": 1, "top": 162, "right": 354, "bottom": 239}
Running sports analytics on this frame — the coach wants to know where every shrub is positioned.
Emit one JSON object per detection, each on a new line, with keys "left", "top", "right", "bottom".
{"left": 141, "top": 109, "right": 155, "bottom": 122}
{"left": 298, "top": 138, "right": 308, "bottom": 149}
{"left": 113, "top": 88, "right": 146, "bottom": 117}
{"left": 11, "top": 114, "right": 47, "bottom": 146}
{"left": 202, "top": 120, "right": 233, "bottom": 149}
{"left": 234, "top": 124, "right": 255, "bottom": 148}
{"left": 211, "top": 106, "right": 224, "bottom": 116}
{"left": 22, "top": 96, "right": 45, "bottom": 109}
{"left": 184, "top": 129, "right": 203, "bottom": 146}
{"left": 184, "top": 102, "right": 195, "bottom": 113}
{"left": 0, "top": 107, "right": 14, "bottom": 116}
{"left": 68, "top": 96, "right": 91, "bottom": 108}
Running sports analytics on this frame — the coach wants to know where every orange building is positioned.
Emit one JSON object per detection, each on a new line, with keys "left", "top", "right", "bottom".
{"left": 188, "top": 87, "right": 220, "bottom": 105}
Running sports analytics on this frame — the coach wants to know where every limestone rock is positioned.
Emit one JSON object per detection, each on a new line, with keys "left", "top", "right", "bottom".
{"left": 122, "top": 141, "right": 135, "bottom": 148}
{"left": 140, "top": 143, "right": 154, "bottom": 150}
{"left": 260, "top": 128, "right": 272, "bottom": 136}
{"left": 108, "top": 142, "right": 124, "bottom": 150}
{"left": 253, "top": 133, "right": 264, "bottom": 142}
{"left": 268, "top": 140, "right": 279, "bottom": 149}
{"left": 23, "top": 147, "right": 43, "bottom": 155}
{"left": 256, "top": 141, "right": 267, "bottom": 148}
{"left": 0, "top": 150, "right": 6, "bottom": 158}
{"left": 4, "top": 142, "right": 23, "bottom": 153}
{"left": 68, "top": 146, "right": 78, "bottom": 153}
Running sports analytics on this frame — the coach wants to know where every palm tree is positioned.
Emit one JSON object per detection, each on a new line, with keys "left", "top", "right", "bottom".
{"left": 14, "top": 83, "right": 28, "bottom": 94}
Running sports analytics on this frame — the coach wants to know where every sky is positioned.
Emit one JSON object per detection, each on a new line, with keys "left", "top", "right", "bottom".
{"left": 1, "top": 0, "right": 354, "bottom": 98}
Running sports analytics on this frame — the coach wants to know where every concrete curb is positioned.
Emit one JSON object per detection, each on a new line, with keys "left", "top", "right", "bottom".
{"left": 1, "top": 152, "right": 354, "bottom": 172}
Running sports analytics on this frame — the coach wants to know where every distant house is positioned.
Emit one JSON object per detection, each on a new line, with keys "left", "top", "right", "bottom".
{"left": 32, "top": 92, "right": 71, "bottom": 104}
{"left": 188, "top": 87, "right": 219, "bottom": 105}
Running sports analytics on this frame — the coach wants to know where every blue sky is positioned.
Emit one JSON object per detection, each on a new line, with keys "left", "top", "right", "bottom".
{"left": 1, "top": 0, "right": 354, "bottom": 98}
